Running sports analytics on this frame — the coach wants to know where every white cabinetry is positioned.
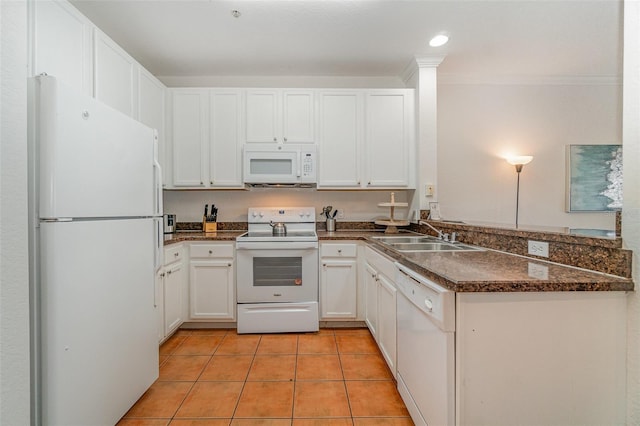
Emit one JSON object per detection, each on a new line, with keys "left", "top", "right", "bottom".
{"left": 320, "top": 242, "right": 358, "bottom": 320}
{"left": 189, "top": 243, "right": 235, "bottom": 321}
{"left": 138, "top": 68, "right": 167, "bottom": 185}
{"left": 364, "top": 246, "right": 398, "bottom": 376}
{"left": 209, "top": 90, "right": 244, "bottom": 187}
{"left": 365, "top": 90, "right": 413, "bottom": 188}
{"left": 246, "top": 90, "right": 315, "bottom": 144}
{"left": 168, "top": 89, "right": 243, "bottom": 189}
{"left": 318, "top": 91, "right": 362, "bottom": 187}
{"left": 169, "top": 89, "right": 208, "bottom": 187}
{"left": 318, "top": 89, "right": 414, "bottom": 189}
{"left": 156, "top": 244, "right": 186, "bottom": 342}
{"left": 93, "top": 29, "right": 138, "bottom": 117}
{"left": 31, "top": 0, "right": 94, "bottom": 95}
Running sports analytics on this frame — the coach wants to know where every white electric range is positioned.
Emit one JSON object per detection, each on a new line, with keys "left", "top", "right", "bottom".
{"left": 235, "top": 207, "right": 319, "bottom": 333}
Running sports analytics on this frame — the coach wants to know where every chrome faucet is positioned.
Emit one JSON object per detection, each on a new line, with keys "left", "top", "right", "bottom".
{"left": 419, "top": 220, "right": 444, "bottom": 240}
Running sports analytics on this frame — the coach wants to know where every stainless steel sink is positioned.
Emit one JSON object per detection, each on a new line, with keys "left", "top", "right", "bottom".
{"left": 372, "top": 235, "right": 484, "bottom": 252}
{"left": 371, "top": 236, "right": 439, "bottom": 244}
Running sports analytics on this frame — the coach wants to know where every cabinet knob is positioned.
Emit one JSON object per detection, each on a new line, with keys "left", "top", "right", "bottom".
{"left": 228, "top": 263, "right": 232, "bottom": 267}
{"left": 210, "top": 181, "right": 214, "bottom": 185}
{"left": 338, "top": 249, "right": 342, "bottom": 254}
{"left": 284, "top": 137, "right": 288, "bottom": 142}
{"left": 209, "top": 250, "right": 213, "bottom": 254}
{"left": 167, "top": 270, "right": 172, "bottom": 275}
{"left": 323, "top": 263, "right": 327, "bottom": 267}
{"left": 174, "top": 252, "right": 179, "bottom": 257}
{"left": 368, "top": 181, "right": 371, "bottom": 185}
{"left": 200, "top": 181, "right": 203, "bottom": 185}
{"left": 273, "top": 137, "right": 277, "bottom": 142}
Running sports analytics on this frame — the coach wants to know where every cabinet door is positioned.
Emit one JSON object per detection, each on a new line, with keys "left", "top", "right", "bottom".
{"left": 377, "top": 273, "right": 397, "bottom": 376}
{"left": 364, "top": 263, "right": 379, "bottom": 337}
{"left": 32, "top": 0, "right": 93, "bottom": 96}
{"left": 282, "top": 90, "right": 315, "bottom": 143}
{"left": 164, "top": 262, "right": 184, "bottom": 335}
{"left": 209, "top": 90, "right": 243, "bottom": 187}
{"left": 320, "top": 259, "right": 357, "bottom": 319}
{"left": 171, "top": 89, "right": 208, "bottom": 187}
{"left": 365, "top": 91, "right": 410, "bottom": 187}
{"left": 246, "top": 90, "right": 279, "bottom": 143}
{"left": 94, "top": 29, "right": 138, "bottom": 117}
{"left": 155, "top": 269, "right": 165, "bottom": 343}
{"left": 318, "top": 92, "right": 362, "bottom": 187}
{"left": 189, "top": 260, "right": 235, "bottom": 320}
{"left": 138, "top": 69, "right": 167, "bottom": 185}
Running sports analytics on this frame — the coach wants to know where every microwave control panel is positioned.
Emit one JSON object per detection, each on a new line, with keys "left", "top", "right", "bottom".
{"left": 301, "top": 151, "right": 315, "bottom": 178}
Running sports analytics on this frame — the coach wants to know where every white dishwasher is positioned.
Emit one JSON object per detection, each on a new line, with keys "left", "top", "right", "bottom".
{"left": 395, "top": 263, "right": 456, "bottom": 426}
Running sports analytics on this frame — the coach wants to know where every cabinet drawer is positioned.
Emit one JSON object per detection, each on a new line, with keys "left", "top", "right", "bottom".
{"left": 321, "top": 243, "right": 357, "bottom": 258}
{"left": 164, "top": 244, "right": 184, "bottom": 265}
{"left": 365, "top": 246, "right": 396, "bottom": 279}
{"left": 190, "top": 243, "right": 234, "bottom": 258}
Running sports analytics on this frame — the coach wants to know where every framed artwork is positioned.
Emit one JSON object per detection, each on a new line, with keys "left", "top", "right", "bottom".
{"left": 566, "top": 144, "right": 622, "bottom": 212}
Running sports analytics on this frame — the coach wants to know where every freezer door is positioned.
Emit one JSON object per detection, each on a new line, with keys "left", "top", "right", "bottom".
{"left": 39, "top": 219, "right": 158, "bottom": 426}
{"left": 36, "top": 76, "right": 156, "bottom": 219}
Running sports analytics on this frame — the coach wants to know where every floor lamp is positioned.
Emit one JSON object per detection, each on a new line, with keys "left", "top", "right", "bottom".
{"left": 506, "top": 156, "right": 533, "bottom": 228}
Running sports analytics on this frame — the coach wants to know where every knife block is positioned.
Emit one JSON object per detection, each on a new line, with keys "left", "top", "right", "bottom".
{"left": 203, "top": 217, "right": 217, "bottom": 232}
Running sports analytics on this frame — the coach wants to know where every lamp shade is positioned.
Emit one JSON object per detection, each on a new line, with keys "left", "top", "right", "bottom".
{"left": 506, "top": 155, "right": 533, "bottom": 166}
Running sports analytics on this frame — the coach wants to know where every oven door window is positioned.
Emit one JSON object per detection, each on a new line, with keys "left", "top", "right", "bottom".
{"left": 253, "top": 257, "right": 303, "bottom": 287}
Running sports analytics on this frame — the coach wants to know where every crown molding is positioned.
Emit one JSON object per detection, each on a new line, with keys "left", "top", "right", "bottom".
{"left": 437, "top": 73, "right": 622, "bottom": 86}
{"left": 401, "top": 55, "right": 446, "bottom": 84}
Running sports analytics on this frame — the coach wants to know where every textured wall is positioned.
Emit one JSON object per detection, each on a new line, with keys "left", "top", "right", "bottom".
{"left": 623, "top": 1, "right": 640, "bottom": 423}
{"left": 0, "top": 1, "right": 31, "bottom": 424}
{"left": 437, "top": 81, "right": 621, "bottom": 231}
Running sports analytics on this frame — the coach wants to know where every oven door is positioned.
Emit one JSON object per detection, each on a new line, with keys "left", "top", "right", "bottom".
{"left": 236, "top": 241, "right": 319, "bottom": 303}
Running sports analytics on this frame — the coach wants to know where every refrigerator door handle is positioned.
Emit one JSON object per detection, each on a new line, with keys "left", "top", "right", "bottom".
{"left": 153, "top": 132, "right": 163, "bottom": 217}
{"left": 154, "top": 218, "right": 163, "bottom": 273}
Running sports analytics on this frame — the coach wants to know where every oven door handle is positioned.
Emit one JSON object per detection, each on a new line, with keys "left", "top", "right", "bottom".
{"left": 236, "top": 241, "right": 318, "bottom": 250}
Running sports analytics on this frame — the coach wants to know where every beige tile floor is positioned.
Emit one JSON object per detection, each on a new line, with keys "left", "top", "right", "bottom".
{"left": 118, "top": 328, "right": 414, "bottom": 426}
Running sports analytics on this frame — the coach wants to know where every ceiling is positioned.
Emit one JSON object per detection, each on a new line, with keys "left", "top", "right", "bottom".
{"left": 70, "top": 0, "right": 623, "bottom": 81}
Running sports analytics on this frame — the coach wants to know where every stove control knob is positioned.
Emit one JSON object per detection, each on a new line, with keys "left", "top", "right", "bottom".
{"left": 251, "top": 211, "right": 258, "bottom": 218}
{"left": 305, "top": 211, "right": 311, "bottom": 217}
{"left": 259, "top": 212, "right": 264, "bottom": 218}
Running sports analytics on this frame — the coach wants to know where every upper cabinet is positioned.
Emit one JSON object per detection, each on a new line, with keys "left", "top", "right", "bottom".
{"left": 138, "top": 69, "right": 167, "bottom": 184}
{"left": 94, "top": 29, "right": 138, "bottom": 117}
{"left": 31, "top": 0, "right": 94, "bottom": 95}
{"left": 365, "top": 90, "right": 413, "bottom": 188}
{"left": 246, "top": 90, "right": 315, "bottom": 144}
{"left": 167, "top": 88, "right": 244, "bottom": 189}
{"left": 169, "top": 89, "right": 209, "bottom": 187}
{"left": 318, "top": 89, "right": 414, "bottom": 189}
{"left": 317, "top": 91, "right": 362, "bottom": 187}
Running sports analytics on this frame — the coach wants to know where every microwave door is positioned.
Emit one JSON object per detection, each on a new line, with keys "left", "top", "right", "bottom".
{"left": 244, "top": 151, "right": 298, "bottom": 183}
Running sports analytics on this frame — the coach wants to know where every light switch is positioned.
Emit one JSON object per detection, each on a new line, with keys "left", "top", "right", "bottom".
{"left": 426, "top": 184, "right": 434, "bottom": 197}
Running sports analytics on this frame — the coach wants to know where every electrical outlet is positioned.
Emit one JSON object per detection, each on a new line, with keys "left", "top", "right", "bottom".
{"left": 337, "top": 209, "right": 345, "bottom": 219}
{"left": 528, "top": 240, "right": 549, "bottom": 258}
{"left": 426, "top": 184, "right": 434, "bottom": 197}
{"left": 528, "top": 262, "right": 549, "bottom": 280}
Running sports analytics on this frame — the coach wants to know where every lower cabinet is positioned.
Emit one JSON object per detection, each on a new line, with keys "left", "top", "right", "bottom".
{"left": 377, "top": 272, "right": 397, "bottom": 375}
{"left": 189, "top": 242, "right": 235, "bottom": 321}
{"left": 320, "top": 242, "right": 358, "bottom": 320}
{"left": 364, "top": 246, "right": 398, "bottom": 377}
{"left": 156, "top": 243, "right": 186, "bottom": 343}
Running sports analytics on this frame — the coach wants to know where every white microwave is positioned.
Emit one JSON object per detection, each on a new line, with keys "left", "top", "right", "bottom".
{"left": 243, "top": 145, "right": 317, "bottom": 186}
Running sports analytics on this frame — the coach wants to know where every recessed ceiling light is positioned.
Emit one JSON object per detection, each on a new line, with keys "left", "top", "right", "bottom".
{"left": 429, "top": 34, "right": 449, "bottom": 47}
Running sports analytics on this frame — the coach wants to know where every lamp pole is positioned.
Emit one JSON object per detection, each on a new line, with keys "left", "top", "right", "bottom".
{"left": 515, "top": 163, "right": 523, "bottom": 228}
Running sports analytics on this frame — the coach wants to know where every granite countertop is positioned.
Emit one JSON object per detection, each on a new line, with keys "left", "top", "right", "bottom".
{"left": 164, "top": 230, "right": 245, "bottom": 244}
{"left": 166, "top": 229, "right": 634, "bottom": 293}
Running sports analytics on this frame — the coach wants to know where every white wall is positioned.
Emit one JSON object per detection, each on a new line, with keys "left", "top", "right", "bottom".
{"left": 0, "top": 1, "right": 31, "bottom": 424}
{"left": 437, "top": 81, "right": 621, "bottom": 230}
{"left": 623, "top": 1, "right": 640, "bottom": 423}
{"left": 163, "top": 189, "right": 413, "bottom": 223}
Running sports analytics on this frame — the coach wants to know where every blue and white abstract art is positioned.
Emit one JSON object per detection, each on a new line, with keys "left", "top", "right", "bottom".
{"left": 566, "top": 144, "right": 623, "bottom": 212}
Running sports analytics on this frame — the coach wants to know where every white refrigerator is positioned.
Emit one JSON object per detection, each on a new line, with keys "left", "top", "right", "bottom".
{"left": 31, "top": 76, "right": 164, "bottom": 425}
